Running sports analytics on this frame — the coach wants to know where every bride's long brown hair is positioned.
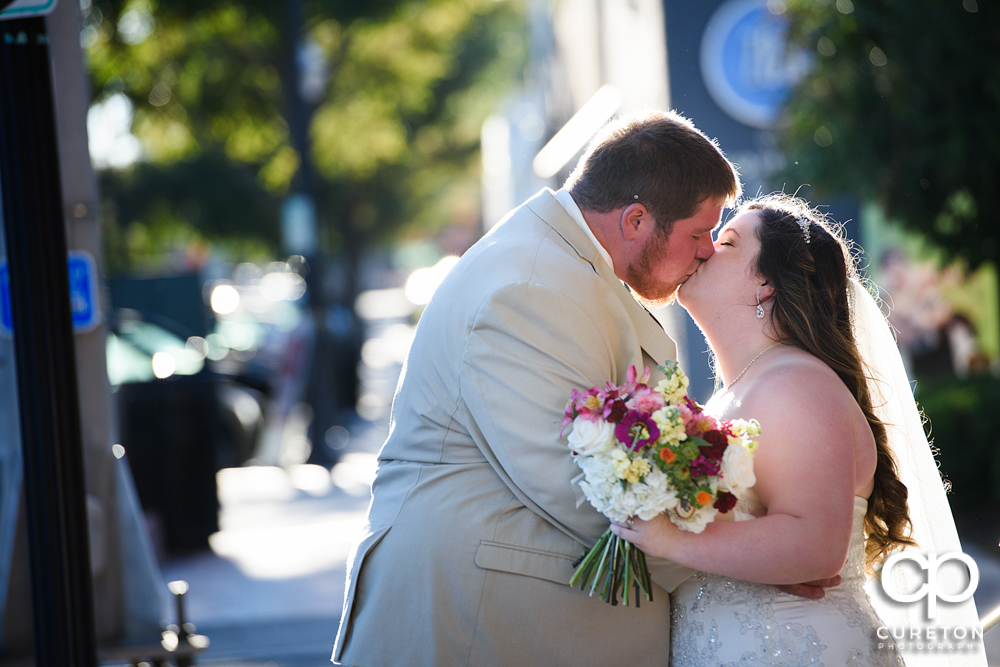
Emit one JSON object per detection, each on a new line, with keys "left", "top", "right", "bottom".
{"left": 743, "top": 193, "right": 915, "bottom": 573}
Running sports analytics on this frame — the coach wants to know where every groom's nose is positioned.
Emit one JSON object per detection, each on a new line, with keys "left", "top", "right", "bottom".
{"left": 695, "top": 235, "right": 715, "bottom": 260}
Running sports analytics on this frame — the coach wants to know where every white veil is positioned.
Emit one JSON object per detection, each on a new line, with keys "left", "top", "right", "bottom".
{"left": 850, "top": 278, "right": 987, "bottom": 666}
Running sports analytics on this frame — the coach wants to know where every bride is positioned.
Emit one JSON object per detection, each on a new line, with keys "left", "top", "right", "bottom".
{"left": 612, "top": 194, "right": 985, "bottom": 666}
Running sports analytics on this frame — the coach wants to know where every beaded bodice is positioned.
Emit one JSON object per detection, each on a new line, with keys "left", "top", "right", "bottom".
{"left": 669, "top": 497, "right": 903, "bottom": 667}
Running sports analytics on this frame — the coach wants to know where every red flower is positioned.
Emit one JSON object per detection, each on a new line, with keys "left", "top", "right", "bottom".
{"left": 690, "top": 454, "right": 721, "bottom": 477}
{"left": 700, "top": 430, "right": 728, "bottom": 461}
{"left": 714, "top": 491, "right": 737, "bottom": 513}
{"left": 604, "top": 398, "right": 628, "bottom": 423}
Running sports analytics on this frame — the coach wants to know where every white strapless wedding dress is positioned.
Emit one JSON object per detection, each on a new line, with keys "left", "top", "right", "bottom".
{"left": 670, "top": 497, "right": 904, "bottom": 667}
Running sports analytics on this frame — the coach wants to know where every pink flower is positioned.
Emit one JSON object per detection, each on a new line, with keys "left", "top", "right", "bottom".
{"left": 627, "top": 364, "right": 651, "bottom": 386}
{"left": 560, "top": 401, "right": 575, "bottom": 436}
{"left": 615, "top": 410, "right": 660, "bottom": 451}
{"left": 678, "top": 402, "right": 700, "bottom": 434}
{"left": 680, "top": 397, "right": 718, "bottom": 437}
{"left": 609, "top": 365, "right": 652, "bottom": 399}
{"left": 573, "top": 387, "right": 606, "bottom": 421}
{"left": 560, "top": 386, "right": 608, "bottom": 436}
{"left": 625, "top": 385, "right": 666, "bottom": 414}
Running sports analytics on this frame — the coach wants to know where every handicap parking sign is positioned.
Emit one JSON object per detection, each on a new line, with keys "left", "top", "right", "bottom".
{"left": 0, "top": 0, "right": 59, "bottom": 20}
{"left": 0, "top": 250, "right": 101, "bottom": 335}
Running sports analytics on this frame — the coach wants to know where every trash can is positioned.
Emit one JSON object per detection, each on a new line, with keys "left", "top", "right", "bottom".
{"left": 117, "top": 371, "right": 224, "bottom": 552}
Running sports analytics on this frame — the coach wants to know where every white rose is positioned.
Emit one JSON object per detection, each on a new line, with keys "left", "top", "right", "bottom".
{"left": 609, "top": 488, "right": 641, "bottom": 523}
{"left": 720, "top": 443, "right": 756, "bottom": 494}
{"left": 579, "top": 457, "right": 618, "bottom": 508}
{"left": 633, "top": 467, "right": 679, "bottom": 520}
{"left": 567, "top": 416, "right": 616, "bottom": 456}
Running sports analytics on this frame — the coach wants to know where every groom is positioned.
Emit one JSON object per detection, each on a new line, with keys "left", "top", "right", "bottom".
{"left": 335, "top": 111, "right": 736, "bottom": 666}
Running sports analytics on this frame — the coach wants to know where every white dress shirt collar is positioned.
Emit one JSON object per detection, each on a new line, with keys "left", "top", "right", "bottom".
{"left": 553, "top": 188, "right": 615, "bottom": 274}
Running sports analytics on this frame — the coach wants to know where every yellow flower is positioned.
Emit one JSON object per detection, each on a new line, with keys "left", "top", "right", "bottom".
{"left": 655, "top": 374, "right": 690, "bottom": 405}
{"left": 730, "top": 418, "right": 762, "bottom": 438}
{"left": 609, "top": 448, "right": 631, "bottom": 479}
{"left": 696, "top": 491, "right": 712, "bottom": 507}
{"left": 653, "top": 406, "right": 687, "bottom": 445}
{"left": 624, "top": 458, "right": 652, "bottom": 484}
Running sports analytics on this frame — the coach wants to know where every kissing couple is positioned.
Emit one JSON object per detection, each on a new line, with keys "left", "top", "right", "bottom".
{"left": 333, "top": 110, "right": 986, "bottom": 667}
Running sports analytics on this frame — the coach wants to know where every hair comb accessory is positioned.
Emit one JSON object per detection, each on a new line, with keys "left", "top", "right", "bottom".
{"left": 796, "top": 216, "right": 811, "bottom": 243}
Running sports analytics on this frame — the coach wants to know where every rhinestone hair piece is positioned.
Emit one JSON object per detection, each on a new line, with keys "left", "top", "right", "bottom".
{"left": 796, "top": 216, "right": 811, "bottom": 243}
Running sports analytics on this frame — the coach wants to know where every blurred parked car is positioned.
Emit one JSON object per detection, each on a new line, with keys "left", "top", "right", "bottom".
{"left": 107, "top": 308, "right": 266, "bottom": 552}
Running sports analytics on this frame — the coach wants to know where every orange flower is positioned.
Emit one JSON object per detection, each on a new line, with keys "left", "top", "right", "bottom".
{"left": 660, "top": 447, "right": 676, "bottom": 464}
{"left": 696, "top": 491, "right": 712, "bottom": 507}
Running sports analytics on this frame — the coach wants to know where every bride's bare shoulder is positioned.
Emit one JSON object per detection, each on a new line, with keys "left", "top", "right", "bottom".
{"left": 737, "top": 350, "right": 858, "bottom": 421}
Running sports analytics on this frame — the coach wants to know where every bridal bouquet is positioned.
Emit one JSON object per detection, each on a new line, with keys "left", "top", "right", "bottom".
{"left": 561, "top": 360, "right": 761, "bottom": 606}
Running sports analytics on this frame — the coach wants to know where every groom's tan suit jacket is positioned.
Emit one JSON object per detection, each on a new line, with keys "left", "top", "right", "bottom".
{"left": 334, "top": 189, "right": 694, "bottom": 666}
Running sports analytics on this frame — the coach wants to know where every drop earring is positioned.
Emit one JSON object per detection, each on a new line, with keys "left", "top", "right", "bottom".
{"left": 756, "top": 295, "right": 765, "bottom": 319}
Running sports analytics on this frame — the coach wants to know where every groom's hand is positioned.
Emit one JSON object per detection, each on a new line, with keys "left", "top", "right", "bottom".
{"left": 775, "top": 576, "right": 841, "bottom": 599}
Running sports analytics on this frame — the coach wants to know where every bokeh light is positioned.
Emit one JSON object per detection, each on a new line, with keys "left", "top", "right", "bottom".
{"left": 211, "top": 284, "right": 240, "bottom": 315}
{"left": 151, "top": 351, "right": 176, "bottom": 379}
{"left": 404, "top": 256, "right": 460, "bottom": 306}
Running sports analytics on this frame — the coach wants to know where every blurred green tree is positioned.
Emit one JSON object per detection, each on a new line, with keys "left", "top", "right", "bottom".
{"left": 779, "top": 0, "right": 1000, "bottom": 268}
{"left": 84, "top": 0, "right": 527, "bottom": 272}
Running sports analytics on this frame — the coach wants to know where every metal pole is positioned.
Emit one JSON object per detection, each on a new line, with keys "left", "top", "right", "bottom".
{"left": 48, "top": 0, "right": 128, "bottom": 641}
{"left": 0, "top": 16, "right": 98, "bottom": 667}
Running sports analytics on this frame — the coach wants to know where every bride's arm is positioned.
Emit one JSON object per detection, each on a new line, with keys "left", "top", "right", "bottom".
{"left": 612, "top": 367, "right": 862, "bottom": 585}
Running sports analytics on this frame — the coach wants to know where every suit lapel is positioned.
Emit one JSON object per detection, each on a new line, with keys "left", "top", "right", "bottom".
{"left": 527, "top": 189, "right": 677, "bottom": 366}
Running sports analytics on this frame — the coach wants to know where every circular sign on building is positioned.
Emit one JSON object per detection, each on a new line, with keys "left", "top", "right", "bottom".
{"left": 700, "top": 0, "right": 810, "bottom": 128}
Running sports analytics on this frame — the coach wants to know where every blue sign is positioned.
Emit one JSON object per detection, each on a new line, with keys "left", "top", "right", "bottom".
{"left": 0, "top": 251, "right": 101, "bottom": 335}
{"left": 700, "top": 0, "right": 810, "bottom": 128}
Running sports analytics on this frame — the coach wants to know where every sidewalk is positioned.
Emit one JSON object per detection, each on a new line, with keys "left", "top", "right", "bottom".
{"left": 156, "top": 448, "right": 381, "bottom": 666}
{"left": 139, "top": 306, "right": 408, "bottom": 667}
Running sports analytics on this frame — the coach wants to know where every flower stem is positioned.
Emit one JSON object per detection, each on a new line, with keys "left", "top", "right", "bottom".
{"left": 568, "top": 527, "right": 655, "bottom": 607}
{"left": 622, "top": 540, "right": 632, "bottom": 607}
{"left": 569, "top": 529, "right": 609, "bottom": 589}
{"left": 589, "top": 531, "right": 615, "bottom": 598}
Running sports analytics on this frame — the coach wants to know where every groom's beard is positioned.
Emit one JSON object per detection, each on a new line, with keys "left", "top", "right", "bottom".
{"left": 624, "top": 235, "right": 680, "bottom": 308}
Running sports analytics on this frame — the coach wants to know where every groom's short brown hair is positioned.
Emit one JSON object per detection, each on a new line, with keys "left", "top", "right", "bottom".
{"left": 564, "top": 110, "right": 741, "bottom": 237}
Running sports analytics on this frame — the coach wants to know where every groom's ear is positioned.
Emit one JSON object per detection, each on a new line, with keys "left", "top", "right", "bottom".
{"left": 620, "top": 204, "right": 652, "bottom": 241}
